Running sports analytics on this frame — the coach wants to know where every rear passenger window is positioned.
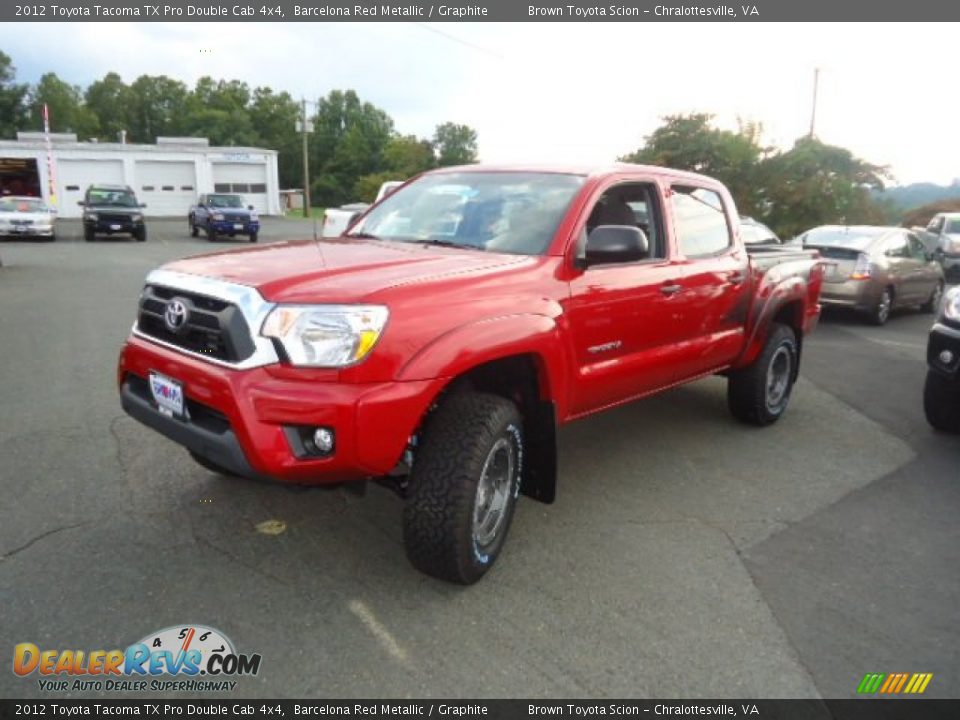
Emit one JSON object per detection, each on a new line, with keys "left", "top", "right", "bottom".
{"left": 672, "top": 186, "right": 731, "bottom": 257}
{"left": 885, "top": 235, "right": 909, "bottom": 257}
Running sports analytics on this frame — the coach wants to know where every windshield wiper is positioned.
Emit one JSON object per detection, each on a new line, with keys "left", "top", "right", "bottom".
{"left": 347, "top": 231, "right": 382, "bottom": 240}
{"left": 409, "top": 239, "right": 481, "bottom": 250}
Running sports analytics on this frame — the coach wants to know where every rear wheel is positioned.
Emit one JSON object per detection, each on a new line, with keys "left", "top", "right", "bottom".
{"left": 403, "top": 391, "right": 524, "bottom": 584}
{"left": 923, "top": 371, "right": 960, "bottom": 433}
{"left": 869, "top": 287, "right": 893, "bottom": 325}
{"left": 921, "top": 281, "right": 944, "bottom": 314}
{"left": 728, "top": 323, "right": 798, "bottom": 426}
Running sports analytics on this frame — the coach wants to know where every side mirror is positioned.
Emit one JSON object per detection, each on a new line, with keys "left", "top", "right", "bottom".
{"left": 77, "top": 201, "right": 85, "bottom": 207}
{"left": 140, "top": 203, "right": 147, "bottom": 209}
{"left": 583, "top": 225, "right": 649, "bottom": 266}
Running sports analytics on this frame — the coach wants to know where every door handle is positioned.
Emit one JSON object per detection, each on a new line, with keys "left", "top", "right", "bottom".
{"left": 660, "top": 283, "right": 682, "bottom": 296}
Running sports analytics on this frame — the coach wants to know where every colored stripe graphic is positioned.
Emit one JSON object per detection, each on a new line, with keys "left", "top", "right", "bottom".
{"left": 858, "top": 672, "right": 932, "bottom": 694}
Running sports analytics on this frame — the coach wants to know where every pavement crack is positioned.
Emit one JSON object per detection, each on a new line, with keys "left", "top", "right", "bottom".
{"left": 1, "top": 521, "right": 93, "bottom": 561}
{"left": 194, "top": 535, "right": 291, "bottom": 588}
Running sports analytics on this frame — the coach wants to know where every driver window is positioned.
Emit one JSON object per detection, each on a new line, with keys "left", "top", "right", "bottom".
{"left": 585, "top": 183, "right": 664, "bottom": 260}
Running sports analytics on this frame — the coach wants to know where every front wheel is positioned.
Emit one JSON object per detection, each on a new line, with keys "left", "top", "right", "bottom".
{"left": 206, "top": 225, "right": 217, "bottom": 242}
{"left": 924, "top": 371, "right": 960, "bottom": 433}
{"left": 189, "top": 216, "right": 198, "bottom": 237}
{"left": 134, "top": 228, "right": 147, "bottom": 242}
{"left": 403, "top": 391, "right": 524, "bottom": 584}
{"left": 84, "top": 227, "right": 95, "bottom": 243}
{"left": 728, "top": 323, "right": 798, "bottom": 426}
{"left": 249, "top": 232, "right": 258, "bottom": 243}
{"left": 921, "top": 281, "right": 944, "bottom": 314}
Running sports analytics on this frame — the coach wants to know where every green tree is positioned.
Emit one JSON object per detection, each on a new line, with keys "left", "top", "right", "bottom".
{"left": 760, "top": 136, "right": 890, "bottom": 237}
{"left": 29, "top": 72, "right": 99, "bottom": 139}
{"left": 182, "top": 77, "right": 257, "bottom": 146}
{"left": 620, "top": 113, "right": 767, "bottom": 216}
{"left": 432, "top": 122, "right": 478, "bottom": 166}
{"left": 0, "top": 50, "right": 28, "bottom": 138}
{"left": 85, "top": 72, "right": 130, "bottom": 141}
{"left": 126, "top": 75, "right": 188, "bottom": 142}
{"left": 384, "top": 134, "right": 436, "bottom": 177}
{"left": 249, "top": 87, "right": 300, "bottom": 188}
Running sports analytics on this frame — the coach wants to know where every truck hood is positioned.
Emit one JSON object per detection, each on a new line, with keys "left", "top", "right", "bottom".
{"left": 161, "top": 238, "right": 530, "bottom": 303}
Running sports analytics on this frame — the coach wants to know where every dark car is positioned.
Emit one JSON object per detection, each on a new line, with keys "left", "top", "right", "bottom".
{"left": 189, "top": 193, "right": 259, "bottom": 243}
{"left": 924, "top": 286, "right": 960, "bottom": 432}
{"left": 79, "top": 185, "right": 146, "bottom": 242}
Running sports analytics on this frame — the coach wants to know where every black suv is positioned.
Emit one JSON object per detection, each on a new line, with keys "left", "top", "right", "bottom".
{"left": 924, "top": 286, "right": 960, "bottom": 432}
{"left": 79, "top": 185, "right": 147, "bottom": 242}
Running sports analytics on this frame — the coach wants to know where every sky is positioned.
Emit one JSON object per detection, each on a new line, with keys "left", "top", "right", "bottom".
{"left": 4, "top": 22, "right": 958, "bottom": 186}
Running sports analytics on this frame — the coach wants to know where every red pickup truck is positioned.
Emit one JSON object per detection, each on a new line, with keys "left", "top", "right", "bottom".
{"left": 118, "top": 164, "right": 823, "bottom": 584}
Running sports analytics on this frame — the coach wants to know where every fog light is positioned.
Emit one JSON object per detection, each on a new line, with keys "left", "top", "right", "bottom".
{"left": 313, "top": 427, "right": 335, "bottom": 455}
{"left": 940, "top": 349, "right": 956, "bottom": 366}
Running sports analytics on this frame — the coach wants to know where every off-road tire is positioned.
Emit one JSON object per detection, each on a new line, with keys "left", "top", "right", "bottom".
{"left": 923, "top": 370, "right": 960, "bottom": 433}
{"left": 403, "top": 391, "right": 524, "bottom": 585}
{"left": 134, "top": 228, "right": 147, "bottom": 242}
{"left": 728, "top": 322, "right": 798, "bottom": 426}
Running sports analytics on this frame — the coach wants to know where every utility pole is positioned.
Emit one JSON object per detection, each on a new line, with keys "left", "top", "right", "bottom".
{"left": 808, "top": 67, "right": 820, "bottom": 138}
{"left": 300, "top": 98, "right": 312, "bottom": 218}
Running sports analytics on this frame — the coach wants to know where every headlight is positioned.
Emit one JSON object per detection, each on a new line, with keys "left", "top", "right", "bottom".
{"left": 131, "top": 214, "right": 143, "bottom": 223}
{"left": 261, "top": 305, "right": 389, "bottom": 367}
{"left": 943, "top": 287, "right": 960, "bottom": 322}
{"left": 85, "top": 212, "right": 98, "bottom": 221}
{"left": 212, "top": 213, "right": 224, "bottom": 221}
{"left": 250, "top": 212, "right": 259, "bottom": 221}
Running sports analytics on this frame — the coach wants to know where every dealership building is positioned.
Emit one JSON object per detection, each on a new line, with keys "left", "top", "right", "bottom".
{"left": 0, "top": 133, "right": 281, "bottom": 218}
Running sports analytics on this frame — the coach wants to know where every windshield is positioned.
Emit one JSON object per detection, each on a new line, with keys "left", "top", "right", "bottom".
{"left": 946, "top": 219, "right": 960, "bottom": 234}
{"left": 349, "top": 171, "right": 585, "bottom": 255}
{"left": 801, "top": 227, "right": 884, "bottom": 251}
{"left": 208, "top": 194, "right": 244, "bottom": 208}
{"left": 87, "top": 189, "right": 138, "bottom": 208}
{"left": 0, "top": 197, "right": 48, "bottom": 213}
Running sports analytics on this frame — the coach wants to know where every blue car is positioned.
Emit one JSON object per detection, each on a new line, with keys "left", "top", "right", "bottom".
{"left": 189, "top": 193, "right": 260, "bottom": 243}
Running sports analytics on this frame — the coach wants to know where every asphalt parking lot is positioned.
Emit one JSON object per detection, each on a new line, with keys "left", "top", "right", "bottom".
{"left": 0, "top": 218, "right": 957, "bottom": 700}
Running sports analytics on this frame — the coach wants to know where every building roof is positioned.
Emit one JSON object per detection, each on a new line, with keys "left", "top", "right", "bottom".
{"left": 0, "top": 135, "right": 277, "bottom": 155}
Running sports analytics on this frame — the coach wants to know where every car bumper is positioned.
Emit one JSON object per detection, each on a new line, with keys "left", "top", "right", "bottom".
{"left": 2, "top": 226, "right": 54, "bottom": 237}
{"left": 938, "top": 253, "right": 960, "bottom": 272}
{"left": 819, "top": 279, "right": 881, "bottom": 311}
{"left": 86, "top": 220, "right": 142, "bottom": 234}
{"left": 117, "top": 335, "right": 441, "bottom": 485}
{"left": 209, "top": 220, "right": 259, "bottom": 234}
{"left": 928, "top": 322, "right": 960, "bottom": 382}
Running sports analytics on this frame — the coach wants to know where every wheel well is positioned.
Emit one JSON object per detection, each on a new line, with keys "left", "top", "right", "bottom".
{"left": 448, "top": 354, "right": 557, "bottom": 504}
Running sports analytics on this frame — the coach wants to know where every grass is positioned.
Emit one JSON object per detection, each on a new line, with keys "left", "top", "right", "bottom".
{"left": 284, "top": 207, "right": 325, "bottom": 219}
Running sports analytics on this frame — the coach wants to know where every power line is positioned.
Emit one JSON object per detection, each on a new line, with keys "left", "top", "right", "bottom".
{"left": 411, "top": 23, "right": 503, "bottom": 59}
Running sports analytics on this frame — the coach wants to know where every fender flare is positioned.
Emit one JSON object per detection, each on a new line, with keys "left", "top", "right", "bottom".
{"left": 735, "top": 275, "right": 808, "bottom": 370}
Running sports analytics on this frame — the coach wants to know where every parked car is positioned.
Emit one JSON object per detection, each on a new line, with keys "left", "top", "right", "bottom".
{"left": 78, "top": 185, "right": 146, "bottom": 242}
{"left": 923, "top": 286, "right": 960, "bottom": 432}
{"left": 118, "top": 164, "right": 823, "bottom": 584}
{"left": 189, "top": 193, "right": 260, "bottom": 243}
{"left": 914, "top": 212, "right": 960, "bottom": 280}
{"left": 739, "top": 216, "right": 781, "bottom": 245}
{"left": 320, "top": 180, "right": 404, "bottom": 238}
{"left": 799, "top": 225, "right": 944, "bottom": 325}
{"left": 0, "top": 196, "right": 57, "bottom": 241}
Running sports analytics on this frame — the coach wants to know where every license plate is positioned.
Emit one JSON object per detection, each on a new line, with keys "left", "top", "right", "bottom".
{"left": 149, "top": 373, "right": 185, "bottom": 417}
{"left": 110, "top": 223, "right": 122, "bottom": 230}
{"left": 234, "top": 223, "right": 244, "bottom": 230}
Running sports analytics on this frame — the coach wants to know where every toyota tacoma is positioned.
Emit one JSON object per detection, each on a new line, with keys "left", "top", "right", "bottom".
{"left": 118, "top": 164, "right": 824, "bottom": 584}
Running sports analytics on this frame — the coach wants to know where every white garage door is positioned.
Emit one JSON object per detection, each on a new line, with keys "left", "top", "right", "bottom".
{"left": 57, "top": 159, "right": 124, "bottom": 218}
{"left": 135, "top": 160, "right": 197, "bottom": 216}
{"left": 211, "top": 163, "right": 268, "bottom": 214}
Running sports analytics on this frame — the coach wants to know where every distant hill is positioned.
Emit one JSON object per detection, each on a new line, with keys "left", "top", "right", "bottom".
{"left": 901, "top": 199, "right": 960, "bottom": 229}
{"left": 874, "top": 181, "right": 960, "bottom": 212}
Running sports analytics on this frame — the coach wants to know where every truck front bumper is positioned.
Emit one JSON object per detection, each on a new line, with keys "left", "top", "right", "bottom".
{"left": 209, "top": 220, "right": 259, "bottom": 235}
{"left": 118, "top": 335, "right": 442, "bottom": 484}
{"left": 928, "top": 322, "right": 960, "bottom": 382}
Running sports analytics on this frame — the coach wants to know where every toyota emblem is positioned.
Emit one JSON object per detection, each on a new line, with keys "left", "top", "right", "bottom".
{"left": 164, "top": 298, "right": 190, "bottom": 333}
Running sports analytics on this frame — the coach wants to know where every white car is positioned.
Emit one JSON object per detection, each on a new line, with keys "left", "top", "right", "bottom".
{"left": 0, "top": 196, "right": 57, "bottom": 241}
{"left": 321, "top": 180, "right": 404, "bottom": 238}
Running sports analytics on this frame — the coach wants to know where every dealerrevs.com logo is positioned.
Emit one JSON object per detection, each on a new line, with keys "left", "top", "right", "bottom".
{"left": 13, "top": 625, "right": 262, "bottom": 693}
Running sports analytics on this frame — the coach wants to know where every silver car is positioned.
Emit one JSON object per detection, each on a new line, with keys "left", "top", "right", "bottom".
{"left": 800, "top": 225, "right": 945, "bottom": 325}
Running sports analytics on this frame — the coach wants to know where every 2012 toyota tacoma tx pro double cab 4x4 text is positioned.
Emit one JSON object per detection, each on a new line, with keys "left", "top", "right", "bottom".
{"left": 118, "top": 164, "right": 824, "bottom": 584}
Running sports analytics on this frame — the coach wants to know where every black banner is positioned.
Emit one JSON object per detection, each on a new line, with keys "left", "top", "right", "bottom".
{"left": 2, "top": 701, "right": 960, "bottom": 720}
{"left": 1, "top": 0, "right": 959, "bottom": 22}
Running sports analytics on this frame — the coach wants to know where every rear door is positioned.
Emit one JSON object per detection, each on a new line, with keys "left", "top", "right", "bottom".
{"left": 907, "top": 232, "right": 941, "bottom": 300}
{"left": 666, "top": 184, "right": 751, "bottom": 381}
{"left": 882, "top": 232, "right": 920, "bottom": 303}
